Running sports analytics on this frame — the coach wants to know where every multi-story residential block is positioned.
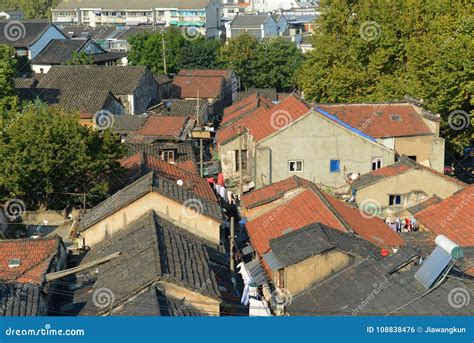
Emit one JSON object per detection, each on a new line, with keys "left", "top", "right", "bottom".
{"left": 52, "top": 0, "right": 222, "bottom": 38}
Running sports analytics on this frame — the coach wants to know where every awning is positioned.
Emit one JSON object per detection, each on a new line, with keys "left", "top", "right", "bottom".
{"left": 263, "top": 251, "right": 284, "bottom": 271}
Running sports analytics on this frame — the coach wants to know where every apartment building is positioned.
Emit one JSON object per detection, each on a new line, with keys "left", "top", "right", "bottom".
{"left": 52, "top": 0, "right": 222, "bottom": 38}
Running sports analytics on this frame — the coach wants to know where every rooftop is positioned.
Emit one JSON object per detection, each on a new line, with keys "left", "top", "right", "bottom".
{"left": 217, "top": 95, "right": 310, "bottom": 145}
{"left": 230, "top": 14, "right": 273, "bottom": 28}
{"left": 352, "top": 156, "right": 467, "bottom": 190}
{"left": 288, "top": 253, "right": 474, "bottom": 315}
{"left": 37, "top": 65, "right": 152, "bottom": 95}
{"left": 79, "top": 171, "right": 223, "bottom": 232}
{"left": 0, "top": 21, "right": 63, "bottom": 47}
{"left": 72, "top": 211, "right": 222, "bottom": 315}
{"left": 318, "top": 103, "right": 434, "bottom": 138}
{"left": 172, "top": 75, "right": 224, "bottom": 99}
{"left": 0, "top": 237, "right": 61, "bottom": 285}
{"left": 55, "top": 0, "right": 213, "bottom": 10}
{"left": 246, "top": 183, "right": 404, "bottom": 260}
{"left": 414, "top": 186, "right": 474, "bottom": 248}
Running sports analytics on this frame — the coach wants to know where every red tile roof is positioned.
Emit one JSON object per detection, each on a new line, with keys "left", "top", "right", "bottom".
{"left": 318, "top": 103, "right": 433, "bottom": 138}
{"left": 415, "top": 186, "right": 474, "bottom": 248}
{"left": 178, "top": 69, "right": 234, "bottom": 80}
{"left": 217, "top": 95, "right": 310, "bottom": 144}
{"left": 246, "top": 189, "right": 345, "bottom": 257}
{"left": 353, "top": 157, "right": 467, "bottom": 189}
{"left": 246, "top": 185, "right": 405, "bottom": 259}
{"left": 222, "top": 93, "right": 274, "bottom": 125}
{"left": 135, "top": 115, "right": 186, "bottom": 139}
{"left": 242, "top": 176, "right": 310, "bottom": 209}
{"left": 121, "top": 153, "right": 217, "bottom": 202}
{"left": 0, "top": 238, "right": 60, "bottom": 284}
{"left": 176, "top": 160, "right": 198, "bottom": 174}
{"left": 172, "top": 75, "right": 224, "bottom": 99}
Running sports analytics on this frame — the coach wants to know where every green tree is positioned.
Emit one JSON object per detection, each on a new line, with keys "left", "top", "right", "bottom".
{"left": 0, "top": 0, "right": 59, "bottom": 18}
{"left": 0, "top": 45, "right": 19, "bottom": 120}
{"left": 66, "top": 51, "right": 94, "bottom": 65}
{"left": 0, "top": 102, "right": 125, "bottom": 210}
{"left": 179, "top": 38, "right": 223, "bottom": 70}
{"left": 251, "top": 37, "right": 303, "bottom": 91}
{"left": 219, "top": 33, "right": 259, "bottom": 90}
{"left": 298, "top": 0, "right": 473, "bottom": 153}
{"left": 128, "top": 27, "right": 187, "bottom": 74}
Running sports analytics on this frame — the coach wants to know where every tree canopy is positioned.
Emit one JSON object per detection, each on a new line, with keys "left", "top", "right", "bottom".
{"left": 0, "top": 0, "right": 59, "bottom": 19}
{"left": 66, "top": 51, "right": 94, "bottom": 65}
{"left": 298, "top": 0, "right": 473, "bottom": 153}
{"left": 0, "top": 45, "right": 19, "bottom": 120}
{"left": 0, "top": 102, "right": 125, "bottom": 210}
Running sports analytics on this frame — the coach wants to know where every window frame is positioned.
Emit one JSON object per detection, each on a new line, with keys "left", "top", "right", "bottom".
{"left": 288, "top": 160, "right": 304, "bottom": 173}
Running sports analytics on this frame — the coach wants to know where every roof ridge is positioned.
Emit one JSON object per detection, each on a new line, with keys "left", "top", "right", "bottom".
{"left": 308, "top": 185, "right": 354, "bottom": 233}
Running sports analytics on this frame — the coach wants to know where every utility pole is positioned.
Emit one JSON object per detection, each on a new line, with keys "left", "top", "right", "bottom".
{"left": 230, "top": 216, "right": 235, "bottom": 274}
{"left": 162, "top": 30, "right": 167, "bottom": 74}
{"left": 197, "top": 90, "right": 204, "bottom": 177}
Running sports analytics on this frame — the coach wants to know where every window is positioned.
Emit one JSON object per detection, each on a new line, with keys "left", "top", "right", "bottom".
{"left": 330, "top": 159, "right": 340, "bottom": 173}
{"left": 161, "top": 150, "right": 175, "bottom": 163}
{"left": 288, "top": 160, "right": 303, "bottom": 172}
{"left": 408, "top": 155, "right": 417, "bottom": 162}
{"left": 371, "top": 158, "right": 383, "bottom": 171}
{"left": 235, "top": 150, "right": 247, "bottom": 172}
{"left": 389, "top": 195, "right": 402, "bottom": 206}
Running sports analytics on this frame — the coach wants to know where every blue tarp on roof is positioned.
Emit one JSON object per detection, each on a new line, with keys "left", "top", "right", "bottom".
{"left": 315, "top": 107, "right": 377, "bottom": 143}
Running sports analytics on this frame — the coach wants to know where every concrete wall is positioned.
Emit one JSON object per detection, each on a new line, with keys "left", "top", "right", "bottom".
{"left": 355, "top": 168, "right": 464, "bottom": 218}
{"left": 255, "top": 112, "right": 396, "bottom": 189}
{"left": 81, "top": 192, "right": 221, "bottom": 247}
{"left": 394, "top": 135, "right": 445, "bottom": 172}
{"left": 219, "top": 132, "right": 256, "bottom": 182}
{"left": 276, "top": 250, "right": 353, "bottom": 295}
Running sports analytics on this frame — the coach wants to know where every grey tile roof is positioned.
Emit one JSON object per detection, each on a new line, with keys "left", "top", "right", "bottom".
{"left": 407, "top": 195, "right": 443, "bottom": 215}
{"left": 58, "top": 25, "right": 116, "bottom": 40}
{"left": 21, "top": 88, "right": 120, "bottom": 116}
{"left": 126, "top": 142, "right": 196, "bottom": 163}
{"left": 81, "top": 210, "right": 221, "bottom": 313}
{"left": 288, "top": 255, "right": 474, "bottom": 316}
{"left": 154, "top": 75, "right": 172, "bottom": 85}
{"left": 14, "top": 78, "right": 37, "bottom": 89}
{"left": 55, "top": 0, "right": 212, "bottom": 10}
{"left": 236, "top": 88, "right": 278, "bottom": 102}
{"left": 230, "top": 14, "right": 272, "bottom": 28}
{"left": 0, "top": 283, "right": 41, "bottom": 316}
{"left": 110, "top": 285, "right": 209, "bottom": 316}
{"left": 269, "top": 223, "right": 384, "bottom": 269}
{"left": 37, "top": 65, "right": 151, "bottom": 95}
{"left": 159, "top": 99, "right": 208, "bottom": 117}
{"left": 0, "top": 21, "right": 62, "bottom": 47}
{"left": 31, "top": 39, "right": 87, "bottom": 64}
{"left": 112, "top": 115, "right": 148, "bottom": 134}
{"left": 79, "top": 171, "right": 222, "bottom": 231}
